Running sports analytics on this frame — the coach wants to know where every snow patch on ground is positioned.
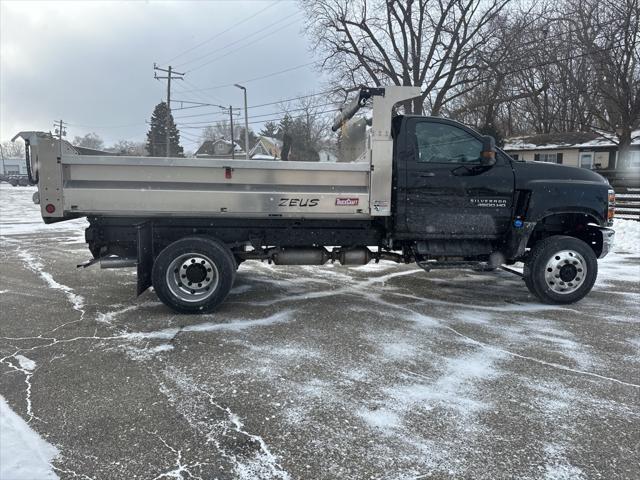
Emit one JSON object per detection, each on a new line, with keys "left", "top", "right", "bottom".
{"left": 350, "top": 261, "right": 398, "bottom": 272}
{"left": 357, "top": 407, "right": 401, "bottom": 430}
{"left": 544, "top": 443, "right": 586, "bottom": 480}
{"left": 0, "top": 184, "right": 87, "bottom": 236}
{"left": 613, "top": 218, "right": 640, "bottom": 253}
{"left": 96, "top": 305, "right": 139, "bottom": 325}
{"left": 380, "top": 340, "right": 418, "bottom": 361}
{"left": 455, "top": 311, "right": 493, "bottom": 325}
{"left": 122, "top": 310, "right": 295, "bottom": 342}
{"left": 16, "top": 248, "right": 85, "bottom": 316}
{"left": 160, "top": 368, "right": 290, "bottom": 480}
{"left": 360, "top": 348, "right": 504, "bottom": 432}
{"left": 124, "top": 343, "right": 174, "bottom": 361}
{"left": 0, "top": 395, "right": 59, "bottom": 480}
{"left": 596, "top": 252, "right": 640, "bottom": 286}
{"left": 14, "top": 354, "right": 36, "bottom": 371}
{"left": 230, "top": 284, "right": 253, "bottom": 295}
{"left": 3, "top": 354, "right": 39, "bottom": 420}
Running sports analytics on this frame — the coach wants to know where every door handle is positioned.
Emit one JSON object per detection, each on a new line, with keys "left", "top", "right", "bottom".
{"left": 419, "top": 172, "right": 435, "bottom": 177}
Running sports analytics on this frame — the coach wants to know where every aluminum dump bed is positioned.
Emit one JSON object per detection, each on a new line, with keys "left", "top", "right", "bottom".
{"left": 14, "top": 86, "right": 421, "bottom": 222}
{"left": 59, "top": 151, "right": 370, "bottom": 218}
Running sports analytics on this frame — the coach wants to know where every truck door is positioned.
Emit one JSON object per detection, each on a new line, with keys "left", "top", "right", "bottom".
{"left": 401, "top": 118, "right": 514, "bottom": 237}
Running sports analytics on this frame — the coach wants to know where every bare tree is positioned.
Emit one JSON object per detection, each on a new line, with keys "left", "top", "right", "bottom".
{"left": 302, "top": 0, "right": 510, "bottom": 115}
{"left": 73, "top": 132, "right": 104, "bottom": 151}
{"left": 1, "top": 140, "right": 25, "bottom": 158}
{"left": 446, "top": 8, "right": 546, "bottom": 140}
{"left": 569, "top": 0, "right": 640, "bottom": 168}
{"left": 108, "top": 140, "right": 147, "bottom": 156}
{"left": 277, "top": 95, "right": 333, "bottom": 161}
{"left": 201, "top": 120, "right": 231, "bottom": 142}
{"left": 504, "top": 14, "right": 595, "bottom": 135}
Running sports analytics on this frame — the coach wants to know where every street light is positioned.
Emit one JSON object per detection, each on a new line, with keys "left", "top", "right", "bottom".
{"left": 234, "top": 84, "right": 250, "bottom": 160}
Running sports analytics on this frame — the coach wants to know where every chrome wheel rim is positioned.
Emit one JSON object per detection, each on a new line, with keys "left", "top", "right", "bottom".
{"left": 544, "top": 250, "right": 587, "bottom": 295}
{"left": 166, "top": 254, "right": 219, "bottom": 303}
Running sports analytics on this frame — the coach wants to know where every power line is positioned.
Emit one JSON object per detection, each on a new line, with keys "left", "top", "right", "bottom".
{"left": 161, "top": 0, "right": 280, "bottom": 65}
{"left": 178, "top": 107, "right": 342, "bottom": 130}
{"left": 186, "top": 17, "right": 304, "bottom": 73}
{"left": 174, "top": 109, "right": 233, "bottom": 120}
{"left": 66, "top": 121, "right": 148, "bottom": 129}
{"left": 172, "top": 89, "right": 345, "bottom": 121}
{"left": 179, "top": 131, "right": 203, "bottom": 143}
{"left": 175, "top": 101, "right": 339, "bottom": 126}
{"left": 178, "top": 61, "right": 317, "bottom": 94}
{"left": 176, "top": 11, "right": 304, "bottom": 70}
{"left": 247, "top": 89, "right": 340, "bottom": 109}
{"left": 178, "top": 78, "right": 228, "bottom": 108}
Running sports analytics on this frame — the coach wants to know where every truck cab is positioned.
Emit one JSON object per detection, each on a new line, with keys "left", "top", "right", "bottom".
{"left": 394, "top": 116, "right": 515, "bottom": 239}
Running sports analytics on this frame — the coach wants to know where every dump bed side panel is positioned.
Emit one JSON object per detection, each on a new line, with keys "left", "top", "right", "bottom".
{"left": 60, "top": 154, "right": 371, "bottom": 219}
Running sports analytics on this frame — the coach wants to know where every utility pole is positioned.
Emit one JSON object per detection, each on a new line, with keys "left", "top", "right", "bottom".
{"left": 234, "top": 84, "right": 250, "bottom": 160}
{"left": 229, "top": 105, "right": 235, "bottom": 160}
{"left": 154, "top": 63, "right": 184, "bottom": 157}
{"left": 214, "top": 106, "right": 240, "bottom": 160}
{"left": 53, "top": 119, "right": 67, "bottom": 158}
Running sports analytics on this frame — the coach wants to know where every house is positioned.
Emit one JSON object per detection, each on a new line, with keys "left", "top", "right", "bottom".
{"left": 195, "top": 139, "right": 243, "bottom": 158}
{"left": 503, "top": 131, "right": 640, "bottom": 170}
{"left": 249, "top": 136, "right": 282, "bottom": 160}
{"left": 1, "top": 158, "right": 27, "bottom": 175}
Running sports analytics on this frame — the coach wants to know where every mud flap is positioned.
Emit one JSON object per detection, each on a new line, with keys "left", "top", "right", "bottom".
{"left": 136, "top": 222, "right": 153, "bottom": 296}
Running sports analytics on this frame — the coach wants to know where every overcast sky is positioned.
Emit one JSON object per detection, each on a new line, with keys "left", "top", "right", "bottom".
{"left": 0, "top": 0, "right": 325, "bottom": 151}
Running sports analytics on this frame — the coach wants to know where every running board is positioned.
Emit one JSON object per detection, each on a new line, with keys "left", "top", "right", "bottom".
{"left": 417, "top": 261, "right": 494, "bottom": 272}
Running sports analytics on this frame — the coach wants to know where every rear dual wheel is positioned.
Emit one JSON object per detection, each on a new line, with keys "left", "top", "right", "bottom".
{"left": 152, "top": 237, "right": 236, "bottom": 314}
{"left": 524, "top": 235, "right": 598, "bottom": 304}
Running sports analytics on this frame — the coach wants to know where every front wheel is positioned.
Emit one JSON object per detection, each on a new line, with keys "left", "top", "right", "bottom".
{"left": 152, "top": 236, "right": 236, "bottom": 314}
{"left": 523, "top": 235, "right": 598, "bottom": 304}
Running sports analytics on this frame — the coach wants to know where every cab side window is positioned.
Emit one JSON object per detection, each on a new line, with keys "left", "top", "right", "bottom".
{"left": 414, "top": 122, "right": 482, "bottom": 164}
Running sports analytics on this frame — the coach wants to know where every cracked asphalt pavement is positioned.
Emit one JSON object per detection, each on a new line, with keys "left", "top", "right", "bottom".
{"left": 1, "top": 185, "right": 639, "bottom": 479}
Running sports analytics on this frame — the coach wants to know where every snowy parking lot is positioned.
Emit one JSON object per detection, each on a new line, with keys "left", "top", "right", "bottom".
{"left": 1, "top": 183, "right": 639, "bottom": 480}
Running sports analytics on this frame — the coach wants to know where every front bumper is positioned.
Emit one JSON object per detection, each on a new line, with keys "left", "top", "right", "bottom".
{"left": 598, "top": 227, "right": 615, "bottom": 258}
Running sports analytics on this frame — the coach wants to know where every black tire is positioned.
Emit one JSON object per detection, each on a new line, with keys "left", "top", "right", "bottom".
{"left": 152, "top": 236, "right": 236, "bottom": 314}
{"left": 523, "top": 235, "right": 598, "bottom": 304}
{"left": 18, "top": 178, "right": 29, "bottom": 186}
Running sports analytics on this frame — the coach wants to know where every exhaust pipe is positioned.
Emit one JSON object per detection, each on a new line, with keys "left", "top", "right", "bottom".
{"left": 100, "top": 257, "right": 137, "bottom": 269}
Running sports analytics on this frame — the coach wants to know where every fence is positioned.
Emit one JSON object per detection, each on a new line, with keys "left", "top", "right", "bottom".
{"left": 596, "top": 169, "right": 640, "bottom": 221}
{"left": 616, "top": 191, "right": 640, "bottom": 221}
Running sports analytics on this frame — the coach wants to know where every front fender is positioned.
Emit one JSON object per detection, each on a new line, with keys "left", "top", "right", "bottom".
{"left": 525, "top": 180, "right": 608, "bottom": 225}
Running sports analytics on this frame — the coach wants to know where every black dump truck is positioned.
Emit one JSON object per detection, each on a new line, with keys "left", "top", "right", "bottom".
{"left": 15, "top": 86, "right": 615, "bottom": 313}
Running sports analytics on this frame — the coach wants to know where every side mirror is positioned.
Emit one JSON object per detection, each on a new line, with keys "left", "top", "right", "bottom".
{"left": 480, "top": 135, "right": 496, "bottom": 166}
